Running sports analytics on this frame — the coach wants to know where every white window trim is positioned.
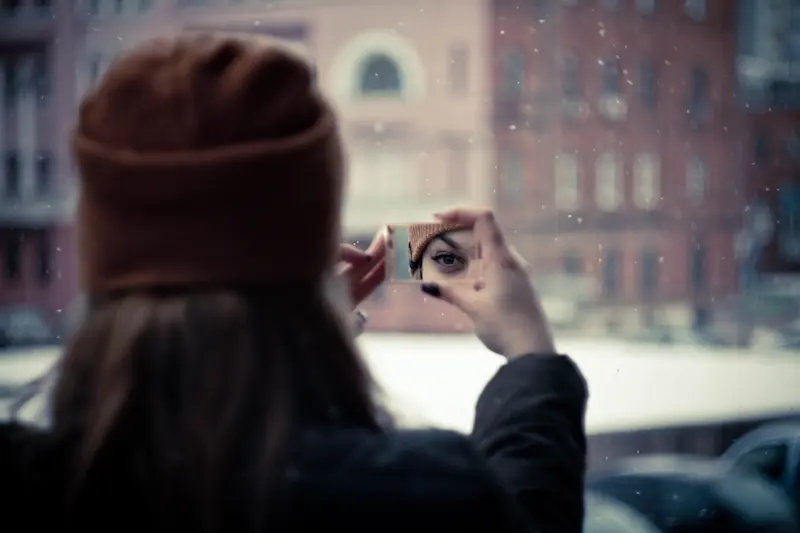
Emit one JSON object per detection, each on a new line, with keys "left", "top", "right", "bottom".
{"left": 554, "top": 152, "right": 580, "bottom": 211}
{"left": 633, "top": 153, "right": 660, "bottom": 210}
{"left": 329, "top": 30, "right": 427, "bottom": 103}
{"left": 595, "top": 153, "right": 622, "bottom": 211}
{"left": 686, "top": 155, "right": 708, "bottom": 205}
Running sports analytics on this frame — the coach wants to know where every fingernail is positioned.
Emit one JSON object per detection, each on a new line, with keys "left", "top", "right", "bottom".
{"left": 420, "top": 283, "right": 441, "bottom": 298}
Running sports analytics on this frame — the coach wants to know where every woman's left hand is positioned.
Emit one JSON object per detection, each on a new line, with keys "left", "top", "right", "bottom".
{"left": 336, "top": 230, "right": 387, "bottom": 334}
{"left": 337, "top": 231, "right": 387, "bottom": 306}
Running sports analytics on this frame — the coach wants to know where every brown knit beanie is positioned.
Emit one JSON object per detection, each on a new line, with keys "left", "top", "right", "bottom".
{"left": 408, "top": 222, "right": 471, "bottom": 265}
{"left": 72, "top": 33, "right": 343, "bottom": 292}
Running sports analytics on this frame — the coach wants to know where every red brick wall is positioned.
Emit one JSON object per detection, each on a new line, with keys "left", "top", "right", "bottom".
{"left": 0, "top": 224, "right": 77, "bottom": 323}
{"left": 491, "top": 0, "right": 745, "bottom": 307}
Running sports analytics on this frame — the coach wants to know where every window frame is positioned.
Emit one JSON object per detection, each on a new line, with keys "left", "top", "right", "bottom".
{"left": 732, "top": 440, "right": 790, "bottom": 485}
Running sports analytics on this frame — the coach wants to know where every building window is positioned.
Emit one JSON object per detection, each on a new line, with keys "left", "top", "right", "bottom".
{"left": 690, "top": 65, "right": 709, "bottom": 108}
{"left": 563, "top": 250, "right": 583, "bottom": 275}
{"left": 690, "top": 239, "right": 706, "bottom": 291}
{"left": 778, "top": 185, "right": 800, "bottom": 262}
{"left": 37, "top": 233, "right": 51, "bottom": 284}
{"left": 445, "top": 140, "right": 468, "bottom": 195}
{"left": 500, "top": 149, "right": 524, "bottom": 202}
{"left": 4, "top": 152, "right": 20, "bottom": 200}
{"left": 554, "top": 152, "right": 580, "bottom": 210}
{"left": 562, "top": 54, "right": 581, "bottom": 99}
{"left": 600, "top": 57, "right": 620, "bottom": 94}
{"left": 633, "top": 153, "right": 660, "bottom": 210}
{"left": 448, "top": 45, "right": 468, "bottom": 95}
{"left": 4, "top": 233, "right": 22, "bottom": 283}
{"left": 786, "top": 131, "right": 800, "bottom": 160}
{"left": 640, "top": 249, "right": 660, "bottom": 297}
{"left": 754, "top": 132, "right": 769, "bottom": 163}
{"left": 88, "top": 56, "right": 102, "bottom": 86}
{"left": 4, "top": 58, "right": 17, "bottom": 107}
{"left": 502, "top": 49, "right": 525, "bottom": 97}
{"left": 35, "top": 152, "right": 52, "bottom": 197}
{"left": 602, "top": 249, "right": 620, "bottom": 297}
{"left": 113, "top": 0, "right": 124, "bottom": 13}
{"left": 636, "top": 0, "right": 656, "bottom": 14}
{"left": 600, "top": 0, "right": 618, "bottom": 11}
{"left": 640, "top": 59, "right": 657, "bottom": 108}
{"left": 350, "top": 146, "right": 414, "bottom": 200}
{"left": 358, "top": 54, "right": 402, "bottom": 97}
{"left": 687, "top": 155, "right": 708, "bottom": 204}
{"left": 86, "top": 0, "right": 100, "bottom": 15}
{"left": 595, "top": 153, "right": 622, "bottom": 211}
{"left": 1, "top": 0, "right": 22, "bottom": 15}
{"left": 33, "top": 53, "right": 49, "bottom": 104}
{"left": 685, "top": 0, "right": 706, "bottom": 21}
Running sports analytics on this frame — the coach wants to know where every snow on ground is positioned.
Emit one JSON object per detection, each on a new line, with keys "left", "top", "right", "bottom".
{"left": 1, "top": 335, "right": 799, "bottom": 434}
{"left": 358, "top": 334, "right": 800, "bottom": 434}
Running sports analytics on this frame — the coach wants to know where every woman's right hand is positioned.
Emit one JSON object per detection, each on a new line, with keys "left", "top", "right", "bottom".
{"left": 420, "top": 207, "right": 556, "bottom": 359}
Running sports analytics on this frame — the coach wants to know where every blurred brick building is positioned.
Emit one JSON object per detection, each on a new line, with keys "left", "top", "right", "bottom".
{"left": 737, "top": 0, "right": 800, "bottom": 275}
{"left": 2, "top": 0, "right": 797, "bottom": 336}
{"left": 490, "top": 0, "right": 748, "bottom": 333}
{"left": 0, "top": 1, "right": 79, "bottom": 327}
{"left": 0, "top": 0, "right": 492, "bottom": 332}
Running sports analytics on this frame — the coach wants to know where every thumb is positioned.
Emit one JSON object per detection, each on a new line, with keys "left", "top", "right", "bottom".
{"left": 349, "top": 310, "right": 368, "bottom": 337}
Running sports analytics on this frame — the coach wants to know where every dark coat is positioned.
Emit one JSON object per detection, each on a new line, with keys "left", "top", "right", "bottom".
{"left": 0, "top": 353, "right": 587, "bottom": 532}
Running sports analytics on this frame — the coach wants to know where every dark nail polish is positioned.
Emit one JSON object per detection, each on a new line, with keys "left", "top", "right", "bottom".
{"left": 420, "top": 283, "right": 441, "bottom": 298}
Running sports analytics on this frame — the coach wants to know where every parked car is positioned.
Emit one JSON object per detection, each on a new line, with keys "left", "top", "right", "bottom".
{"left": 584, "top": 491, "right": 663, "bottom": 533}
{"left": 6, "top": 363, "right": 56, "bottom": 427}
{"left": 0, "top": 307, "right": 57, "bottom": 349}
{"left": 722, "top": 420, "right": 800, "bottom": 511}
{"left": 587, "top": 454, "right": 799, "bottom": 533}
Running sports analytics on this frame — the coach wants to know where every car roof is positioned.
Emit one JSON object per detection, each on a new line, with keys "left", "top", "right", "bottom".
{"left": 584, "top": 492, "right": 662, "bottom": 533}
{"left": 589, "top": 454, "right": 730, "bottom": 481}
{"left": 723, "top": 420, "right": 800, "bottom": 457}
{"left": 588, "top": 456, "right": 798, "bottom": 526}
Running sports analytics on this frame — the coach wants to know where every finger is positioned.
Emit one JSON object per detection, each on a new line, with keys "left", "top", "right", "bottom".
{"left": 339, "top": 243, "right": 372, "bottom": 264}
{"left": 345, "top": 248, "right": 384, "bottom": 285}
{"left": 350, "top": 310, "right": 368, "bottom": 337}
{"left": 338, "top": 229, "right": 386, "bottom": 279}
{"left": 366, "top": 227, "right": 388, "bottom": 257}
{"left": 351, "top": 259, "right": 386, "bottom": 305}
{"left": 434, "top": 207, "right": 507, "bottom": 257}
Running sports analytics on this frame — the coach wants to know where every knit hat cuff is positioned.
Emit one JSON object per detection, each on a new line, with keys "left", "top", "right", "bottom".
{"left": 73, "top": 108, "right": 344, "bottom": 292}
{"left": 408, "top": 222, "right": 472, "bottom": 264}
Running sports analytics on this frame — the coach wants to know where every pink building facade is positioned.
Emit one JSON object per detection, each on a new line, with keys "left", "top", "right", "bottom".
{"left": 1, "top": 0, "right": 495, "bottom": 332}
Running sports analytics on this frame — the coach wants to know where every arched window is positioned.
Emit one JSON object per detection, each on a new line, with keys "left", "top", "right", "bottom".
{"left": 358, "top": 53, "right": 402, "bottom": 96}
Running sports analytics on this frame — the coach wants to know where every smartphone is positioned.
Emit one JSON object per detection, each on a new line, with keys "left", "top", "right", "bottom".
{"left": 385, "top": 222, "right": 482, "bottom": 283}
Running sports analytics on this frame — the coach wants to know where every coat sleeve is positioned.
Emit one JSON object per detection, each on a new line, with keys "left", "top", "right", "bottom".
{"left": 470, "top": 354, "right": 588, "bottom": 533}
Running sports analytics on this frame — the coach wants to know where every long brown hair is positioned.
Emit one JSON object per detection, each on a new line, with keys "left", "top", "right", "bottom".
{"left": 51, "top": 283, "right": 382, "bottom": 530}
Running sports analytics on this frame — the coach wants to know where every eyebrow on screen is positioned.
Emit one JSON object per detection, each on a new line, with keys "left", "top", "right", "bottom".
{"left": 434, "top": 234, "right": 464, "bottom": 251}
